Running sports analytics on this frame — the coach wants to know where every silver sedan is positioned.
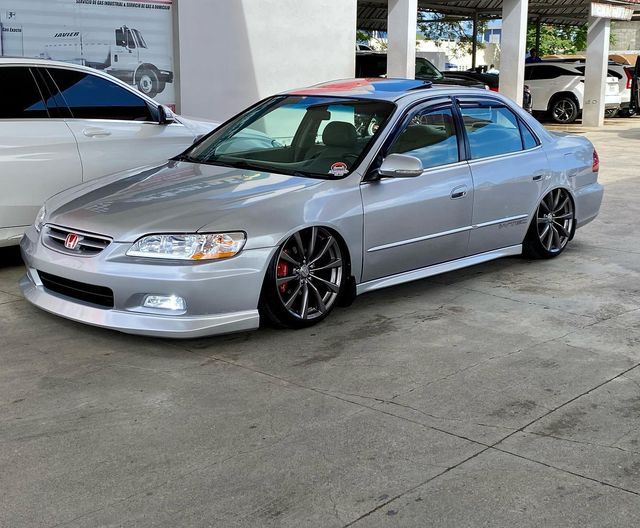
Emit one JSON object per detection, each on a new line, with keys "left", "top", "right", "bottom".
{"left": 20, "top": 79, "right": 603, "bottom": 338}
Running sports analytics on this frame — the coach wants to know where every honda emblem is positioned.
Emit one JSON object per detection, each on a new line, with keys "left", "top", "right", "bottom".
{"left": 64, "top": 233, "right": 79, "bottom": 250}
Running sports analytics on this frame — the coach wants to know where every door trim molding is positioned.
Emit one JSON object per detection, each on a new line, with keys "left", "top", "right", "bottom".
{"left": 357, "top": 245, "right": 523, "bottom": 295}
{"left": 366, "top": 214, "right": 528, "bottom": 253}
{"left": 367, "top": 225, "right": 473, "bottom": 253}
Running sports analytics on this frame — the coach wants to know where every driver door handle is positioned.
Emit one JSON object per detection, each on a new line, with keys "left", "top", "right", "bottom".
{"left": 450, "top": 185, "right": 468, "bottom": 199}
{"left": 83, "top": 127, "right": 112, "bottom": 138}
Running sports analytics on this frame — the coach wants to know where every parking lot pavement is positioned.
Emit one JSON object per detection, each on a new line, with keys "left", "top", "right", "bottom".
{"left": 2, "top": 120, "right": 640, "bottom": 527}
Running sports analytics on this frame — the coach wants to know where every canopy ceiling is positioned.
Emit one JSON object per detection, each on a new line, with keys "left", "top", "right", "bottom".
{"left": 358, "top": 0, "right": 640, "bottom": 29}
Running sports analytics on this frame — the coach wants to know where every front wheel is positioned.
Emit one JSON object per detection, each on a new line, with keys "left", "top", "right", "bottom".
{"left": 260, "top": 227, "right": 345, "bottom": 329}
{"left": 523, "top": 188, "right": 575, "bottom": 259}
{"left": 550, "top": 97, "right": 579, "bottom": 124}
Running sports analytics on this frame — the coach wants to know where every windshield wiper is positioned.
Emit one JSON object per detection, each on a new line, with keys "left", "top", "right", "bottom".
{"left": 172, "top": 153, "right": 198, "bottom": 163}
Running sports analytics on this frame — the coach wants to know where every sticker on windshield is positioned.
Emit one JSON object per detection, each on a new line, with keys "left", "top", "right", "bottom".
{"left": 329, "top": 162, "right": 349, "bottom": 177}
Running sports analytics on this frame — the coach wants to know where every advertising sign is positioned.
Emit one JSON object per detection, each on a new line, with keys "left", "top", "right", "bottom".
{"left": 0, "top": 0, "right": 175, "bottom": 106}
{"left": 590, "top": 2, "right": 634, "bottom": 20}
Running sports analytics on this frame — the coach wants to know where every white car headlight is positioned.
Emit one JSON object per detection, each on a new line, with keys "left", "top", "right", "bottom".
{"left": 34, "top": 205, "right": 46, "bottom": 232}
{"left": 126, "top": 232, "right": 246, "bottom": 260}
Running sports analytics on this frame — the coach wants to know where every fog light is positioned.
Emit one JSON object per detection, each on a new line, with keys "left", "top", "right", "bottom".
{"left": 143, "top": 295, "right": 186, "bottom": 311}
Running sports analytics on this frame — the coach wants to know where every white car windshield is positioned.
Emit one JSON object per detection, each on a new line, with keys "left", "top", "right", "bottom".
{"left": 181, "top": 95, "right": 395, "bottom": 178}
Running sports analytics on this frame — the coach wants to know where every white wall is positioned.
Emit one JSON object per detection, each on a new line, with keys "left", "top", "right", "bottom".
{"left": 174, "top": 0, "right": 357, "bottom": 121}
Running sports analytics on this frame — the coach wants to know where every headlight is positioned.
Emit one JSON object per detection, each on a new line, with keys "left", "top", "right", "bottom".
{"left": 34, "top": 205, "right": 46, "bottom": 232}
{"left": 126, "top": 232, "right": 246, "bottom": 260}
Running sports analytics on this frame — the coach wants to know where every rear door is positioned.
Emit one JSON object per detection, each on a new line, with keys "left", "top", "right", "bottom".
{"left": 456, "top": 98, "right": 548, "bottom": 255}
{"left": 43, "top": 67, "right": 195, "bottom": 182}
{"left": 0, "top": 65, "right": 82, "bottom": 235}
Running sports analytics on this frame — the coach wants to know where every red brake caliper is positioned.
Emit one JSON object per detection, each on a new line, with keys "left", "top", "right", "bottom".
{"left": 276, "top": 258, "right": 289, "bottom": 294}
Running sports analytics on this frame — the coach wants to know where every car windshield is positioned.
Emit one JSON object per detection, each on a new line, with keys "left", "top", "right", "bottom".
{"left": 416, "top": 58, "right": 444, "bottom": 80}
{"left": 182, "top": 96, "right": 395, "bottom": 178}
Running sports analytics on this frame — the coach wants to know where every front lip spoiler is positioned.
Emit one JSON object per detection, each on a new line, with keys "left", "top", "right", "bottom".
{"left": 19, "top": 273, "right": 260, "bottom": 339}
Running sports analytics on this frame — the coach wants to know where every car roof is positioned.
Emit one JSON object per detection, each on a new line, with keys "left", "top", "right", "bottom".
{"left": 287, "top": 78, "right": 484, "bottom": 102}
{"left": 0, "top": 56, "right": 102, "bottom": 72}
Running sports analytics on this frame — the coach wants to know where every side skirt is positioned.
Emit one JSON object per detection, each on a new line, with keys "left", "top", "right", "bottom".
{"left": 356, "top": 245, "right": 523, "bottom": 296}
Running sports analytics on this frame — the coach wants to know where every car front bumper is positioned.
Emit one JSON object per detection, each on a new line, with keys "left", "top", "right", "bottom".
{"left": 19, "top": 227, "right": 276, "bottom": 338}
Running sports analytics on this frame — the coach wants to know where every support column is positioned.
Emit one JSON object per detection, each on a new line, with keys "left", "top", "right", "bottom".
{"left": 500, "top": 0, "right": 528, "bottom": 105}
{"left": 387, "top": 0, "right": 418, "bottom": 78}
{"left": 583, "top": 16, "right": 611, "bottom": 127}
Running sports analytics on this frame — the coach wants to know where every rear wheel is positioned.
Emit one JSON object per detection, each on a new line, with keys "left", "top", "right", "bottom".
{"left": 550, "top": 96, "right": 579, "bottom": 124}
{"left": 619, "top": 107, "right": 636, "bottom": 118}
{"left": 136, "top": 69, "right": 159, "bottom": 98}
{"left": 524, "top": 188, "right": 575, "bottom": 259}
{"left": 260, "top": 227, "right": 345, "bottom": 329}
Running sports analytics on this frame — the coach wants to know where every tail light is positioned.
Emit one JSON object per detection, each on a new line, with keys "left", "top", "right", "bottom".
{"left": 625, "top": 68, "right": 633, "bottom": 90}
{"left": 489, "top": 86, "right": 499, "bottom": 92}
{"left": 592, "top": 149, "right": 599, "bottom": 172}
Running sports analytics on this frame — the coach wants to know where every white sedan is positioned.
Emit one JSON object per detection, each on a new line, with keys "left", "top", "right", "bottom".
{"left": 0, "top": 58, "right": 217, "bottom": 247}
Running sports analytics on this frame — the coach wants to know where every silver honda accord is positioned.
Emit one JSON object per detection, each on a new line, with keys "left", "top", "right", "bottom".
{"left": 20, "top": 79, "right": 603, "bottom": 338}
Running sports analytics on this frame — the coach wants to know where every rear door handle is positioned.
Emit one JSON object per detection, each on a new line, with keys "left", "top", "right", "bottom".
{"left": 450, "top": 185, "right": 468, "bottom": 199}
{"left": 83, "top": 127, "right": 112, "bottom": 138}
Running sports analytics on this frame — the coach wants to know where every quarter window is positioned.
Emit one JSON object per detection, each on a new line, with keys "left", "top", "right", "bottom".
{"left": 46, "top": 68, "right": 152, "bottom": 121}
{"left": 520, "top": 123, "right": 538, "bottom": 149}
{"left": 0, "top": 67, "right": 48, "bottom": 119}
{"left": 388, "top": 108, "right": 459, "bottom": 169}
{"left": 460, "top": 105, "right": 524, "bottom": 159}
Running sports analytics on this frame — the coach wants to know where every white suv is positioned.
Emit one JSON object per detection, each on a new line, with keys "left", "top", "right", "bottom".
{"left": 0, "top": 58, "right": 216, "bottom": 247}
{"left": 525, "top": 61, "right": 621, "bottom": 123}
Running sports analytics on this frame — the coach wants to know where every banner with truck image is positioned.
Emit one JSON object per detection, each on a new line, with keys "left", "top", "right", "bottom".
{"left": 0, "top": 0, "right": 175, "bottom": 106}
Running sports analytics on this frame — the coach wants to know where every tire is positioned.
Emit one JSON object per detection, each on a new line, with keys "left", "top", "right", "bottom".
{"left": 619, "top": 107, "right": 636, "bottom": 118}
{"left": 605, "top": 108, "right": 618, "bottom": 118}
{"left": 136, "top": 69, "right": 159, "bottom": 98}
{"left": 260, "top": 226, "right": 345, "bottom": 329}
{"left": 550, "top": 96, "right": 579, "bottom": 124}
{"left": 523, "top": 188, "right": 575, "bottom": 259}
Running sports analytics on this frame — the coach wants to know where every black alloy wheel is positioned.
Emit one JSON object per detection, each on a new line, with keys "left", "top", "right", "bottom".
{"left": 524, "top": 188, "right": 575, "bottom": 259}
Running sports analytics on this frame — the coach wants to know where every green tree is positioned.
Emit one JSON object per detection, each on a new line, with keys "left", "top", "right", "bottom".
{"left": 417, "top": 13, "right": 487, "bottom": 57}
{"left": 526, "top": 24, "right": 588, "bottom": 55}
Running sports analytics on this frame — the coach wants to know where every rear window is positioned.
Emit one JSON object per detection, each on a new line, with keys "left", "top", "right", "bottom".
{"left": 0, "top": 66, "right": 48, "bottom": 119}
{"left": 460, "top": 105, "right": 524, "bottom": 159}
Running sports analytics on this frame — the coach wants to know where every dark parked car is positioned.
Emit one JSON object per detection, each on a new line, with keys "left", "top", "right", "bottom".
{"left": 355, "top": 52, "right": 487, "bottom": 89}
{"left": 445, "top": 70, "right": 500, "bottom": 91}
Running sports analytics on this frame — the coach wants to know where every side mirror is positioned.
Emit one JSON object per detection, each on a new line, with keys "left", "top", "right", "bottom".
{"left": 378, "top": 154, "right": 424, "bottom": 178}
{"left": 157, "top": 105, "right": 175, "bottom": 125}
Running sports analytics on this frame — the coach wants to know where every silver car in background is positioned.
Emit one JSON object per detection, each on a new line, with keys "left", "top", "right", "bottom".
{"left": 20, "top": 79, "right": 603, "bottom": 338}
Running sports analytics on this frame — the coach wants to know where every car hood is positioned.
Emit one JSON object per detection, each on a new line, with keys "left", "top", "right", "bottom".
{"left": 45, "top": 162, "right": 323, "bottom": 243}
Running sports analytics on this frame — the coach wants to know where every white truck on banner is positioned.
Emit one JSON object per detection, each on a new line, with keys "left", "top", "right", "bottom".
{"left": 40, "top": 25, "right": 173, "bottom": 98}
{"left": 0, "top": 0, "right": 175, "bottom": 105}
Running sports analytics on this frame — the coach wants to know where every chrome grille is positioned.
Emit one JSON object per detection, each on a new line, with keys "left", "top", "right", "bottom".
{"left": 43, "top": 225, "right": 112, "bottom": 256}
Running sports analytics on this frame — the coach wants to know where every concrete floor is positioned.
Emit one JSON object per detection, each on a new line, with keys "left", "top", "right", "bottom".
{"left": 2, "top": 119, "right": 640, "bottom": 527}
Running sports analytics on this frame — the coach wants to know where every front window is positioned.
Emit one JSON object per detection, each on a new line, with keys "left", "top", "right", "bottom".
{"left": 183, "top": 96, "right": 395, "bottom": 178}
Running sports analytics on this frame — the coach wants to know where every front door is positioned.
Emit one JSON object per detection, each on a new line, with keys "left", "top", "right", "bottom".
{"left": 44, "top": 67, "right": 193, "bottom": 181}
{"left": 361, "top": 104, "right": 473, "bottom": 282}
